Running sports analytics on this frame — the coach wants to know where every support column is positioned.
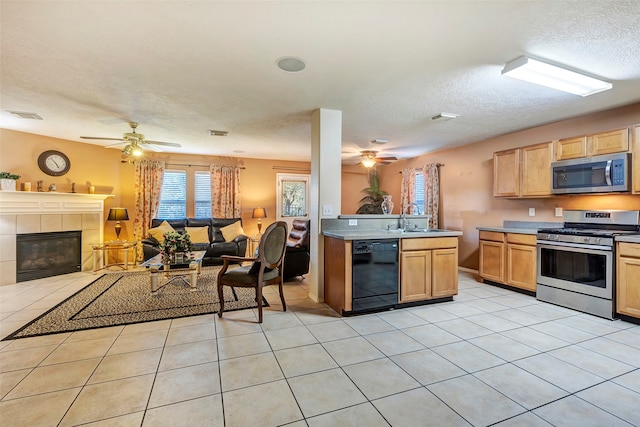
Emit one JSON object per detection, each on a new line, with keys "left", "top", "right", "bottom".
{"left": 308, "top": 108, "right": 342, "bottom": 302}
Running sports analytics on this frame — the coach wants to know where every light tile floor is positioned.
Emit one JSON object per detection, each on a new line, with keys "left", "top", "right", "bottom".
{"left": 1, "top": 269, "right": 639, "bottom": 426}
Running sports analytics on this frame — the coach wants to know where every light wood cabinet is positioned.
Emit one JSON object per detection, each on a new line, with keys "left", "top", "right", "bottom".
{"left": 617, "top": 242, "right": 640, "bottom": 319}
{"left": 588, "top": 128, "right": 629, "bottom": 156}
{"left": 633, "top": 125, "right": 639, "bottom": 194}
{"left": 399, "top": 237, "right": 458, "bottom": 303}
{"left": 494, "top": 142, "right": 553, "bottom": 198}
{"left": 521, "top": 142, "right": 553, "bottom": 197}
{"left": 479, "top": 230, "right": 537, "bottom": 292}
{"left": 556, "top": 136, "right": 587, "bottom": 160}
{"left": 479, "top": 231, "right": 505, "bottom": 283}
{"left": 493, "top": 149, "right": 519, "bottom": 197}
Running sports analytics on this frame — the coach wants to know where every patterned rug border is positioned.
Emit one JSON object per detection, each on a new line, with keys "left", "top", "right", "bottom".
{"left": 3, "top": 267, "right": 268, "bottom": 340}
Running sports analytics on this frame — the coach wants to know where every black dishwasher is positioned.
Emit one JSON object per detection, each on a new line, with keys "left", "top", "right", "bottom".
{"left": 352, "top": 239, "right": 399, "bottom": 314}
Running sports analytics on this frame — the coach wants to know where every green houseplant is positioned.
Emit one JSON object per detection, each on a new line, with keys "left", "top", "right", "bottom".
{"left": 356, "top": 168, "right": 387, "bottom": 214}
{"left": 0, "top": 172, "right": 21, "bottom": 191}
{"left": 159, "top": 230, "right": 193, "bottom": 263}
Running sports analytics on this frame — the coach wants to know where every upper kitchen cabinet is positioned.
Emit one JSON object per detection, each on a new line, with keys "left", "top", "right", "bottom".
{"left": 521, "top": 142, "right": 553, "bottom": 197}
{"left": 555, "top": 128, "right": 630, "bottom": 161}
{"left": 493, "top": 149, "right": 520, "bottom": 197}
{"left": 494, "top": 142, "right": 553, "bottom": 198}
{"left": 555, "top": 136, "right": 587, "bottom": 160}
{"left": 633, "top": 125, "right": 639, "bottom": 194}
{"left": 589, "top": 128, "right": 629, "bottom": 156}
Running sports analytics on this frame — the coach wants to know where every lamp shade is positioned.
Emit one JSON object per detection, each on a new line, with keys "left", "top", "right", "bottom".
{"left": 107, "top": 208, "right": 129, "bottom": 221}
{"left": 252, "top": 207, "right": 267, "bottom": 219}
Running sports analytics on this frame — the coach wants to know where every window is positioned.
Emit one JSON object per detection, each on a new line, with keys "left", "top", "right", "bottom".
{"left": 194, "top": 171, "right": 211, "bottom": 217}
{"left": 414, "top": 172, "right": 425, "bottom": 213}
{"left": 157, "top": 170, "right": 186, "bottom": 219}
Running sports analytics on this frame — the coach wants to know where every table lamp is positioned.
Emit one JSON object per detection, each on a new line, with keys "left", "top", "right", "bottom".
{"left": 107, "top": 208, "right": 129, "bottom": 240}
{"left": 252, "top": 207, "right": 267, "bottom": 234}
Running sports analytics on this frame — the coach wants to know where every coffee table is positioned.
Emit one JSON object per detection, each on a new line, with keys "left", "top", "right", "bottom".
{"left": 140, "top": 251, "right": 207, "bottom": 295}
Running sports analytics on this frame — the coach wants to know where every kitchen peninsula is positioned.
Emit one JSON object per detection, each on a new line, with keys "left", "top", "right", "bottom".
{"left": 322, "top": 216, "right": 463, "bottom": 316}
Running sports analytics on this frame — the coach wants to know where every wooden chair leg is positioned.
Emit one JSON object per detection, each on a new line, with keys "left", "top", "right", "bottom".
{"left": 256, "top": 284, "right": 263, "bottom": 323}
{"left": 217, "top": 283, "right": 225, "bottom": 318}
{"left": 278, "top": 280, "right": 287, "bottom": 312}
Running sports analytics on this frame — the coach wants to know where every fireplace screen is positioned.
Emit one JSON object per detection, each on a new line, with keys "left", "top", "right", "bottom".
{"left": 16, "top": 231, "right": 82, "bottom": 282}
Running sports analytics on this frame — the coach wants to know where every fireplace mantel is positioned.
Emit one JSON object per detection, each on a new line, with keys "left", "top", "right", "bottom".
{"left": 0, "top": 191, "right": 114, "bottom": 214}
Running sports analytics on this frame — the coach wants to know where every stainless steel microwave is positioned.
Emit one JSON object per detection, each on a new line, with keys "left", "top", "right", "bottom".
{"left": 551, "top": 152, "right": 630, "bottom": 194}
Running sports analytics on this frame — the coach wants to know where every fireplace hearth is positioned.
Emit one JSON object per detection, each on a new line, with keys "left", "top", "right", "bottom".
{"left": 16, "top": 231, "right": 82, "bottom": 282}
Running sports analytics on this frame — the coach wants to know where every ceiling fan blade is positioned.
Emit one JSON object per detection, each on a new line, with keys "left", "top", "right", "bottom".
{"left": 144, "top": 140, "right": 182, "bottom": 148}
{"left": 104, "top": 141, "right": 127, "bottom": 148}
{"left": 80, "top": 136, "right": 125, "bottom": 141}
{"left": 377, "top": 156, "right": 398, "bottom": 161}
{"left": 141, "top": 144, "right": 164, "bottom": 152}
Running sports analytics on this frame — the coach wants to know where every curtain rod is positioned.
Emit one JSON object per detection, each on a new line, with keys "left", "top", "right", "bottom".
{"left": 166, "top": 163, "right": 245, "bottom": 169}
{"left": 272, "top": 166, "right": 311, "bottom": 172}
{"left": 398, "top": 163, "right": 444, "bottom": 173}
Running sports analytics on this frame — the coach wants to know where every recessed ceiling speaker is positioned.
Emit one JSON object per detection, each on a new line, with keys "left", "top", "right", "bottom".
{"left": 276, "top": 56, "right": 306, "bottom": 72}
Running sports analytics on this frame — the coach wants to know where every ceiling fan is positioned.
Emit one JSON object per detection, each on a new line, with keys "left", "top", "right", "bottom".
{"left": 80, "top": 122, "right": 182, "bottom": 156}
{"left": 360, "top": 150, "right": 398, "bottom": 168}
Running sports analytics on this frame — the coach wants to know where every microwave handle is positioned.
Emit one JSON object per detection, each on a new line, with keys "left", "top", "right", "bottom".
{"left": 605, "top": 160, "right": 612, "bottom": 186}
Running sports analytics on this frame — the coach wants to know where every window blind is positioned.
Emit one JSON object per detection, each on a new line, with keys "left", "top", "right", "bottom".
{"left": 414, "top": 172, "right": 425, "bottom": 212}
{"left": 194, "top": 171, "right": 212, "bottom": 218}
{"left": 157, "top": 170, "right": 186, "bottom": 219}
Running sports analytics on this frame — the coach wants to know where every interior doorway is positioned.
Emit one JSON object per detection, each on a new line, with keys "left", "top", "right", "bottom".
{"left": 276, "top": 173, "right": 310, "bottom": 232}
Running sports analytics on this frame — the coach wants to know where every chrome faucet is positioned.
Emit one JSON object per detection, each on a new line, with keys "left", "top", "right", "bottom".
{"left": 400, "top": 203, "right": 422, "bottom": 229}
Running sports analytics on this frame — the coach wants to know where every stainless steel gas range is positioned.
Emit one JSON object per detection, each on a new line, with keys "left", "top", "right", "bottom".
{"left": 536, "top": 210, "right": 640, "bottom": 320}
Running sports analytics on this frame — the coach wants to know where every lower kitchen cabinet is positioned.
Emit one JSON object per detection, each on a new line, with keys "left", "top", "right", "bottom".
{"left": 617, "top": 242, "right": 640, "bottom": 319}
{"left": 400, "top": 237, "right": 458, "bottom": 303}
{"left": 479, "top": 230, "right": 537, "bottom": 292}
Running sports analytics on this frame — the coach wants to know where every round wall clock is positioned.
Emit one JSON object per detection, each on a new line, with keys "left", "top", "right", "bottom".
{"left": 37, "top": 150, "right": 71, "bottom": 176}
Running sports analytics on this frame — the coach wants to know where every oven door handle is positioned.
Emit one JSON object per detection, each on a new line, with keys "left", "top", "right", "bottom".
{"left": 605, "top": 160, "right": 612, "bottom": 186}
{"left": 537, "top": 241, "right": 612, "bottom": 251}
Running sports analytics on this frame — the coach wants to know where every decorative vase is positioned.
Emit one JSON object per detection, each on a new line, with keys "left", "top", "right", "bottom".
{"left": 381, "top": 195, "right": 394, "bottom": 215}
{"left": 0, "top": 179, "right": 17, "bottom": 191}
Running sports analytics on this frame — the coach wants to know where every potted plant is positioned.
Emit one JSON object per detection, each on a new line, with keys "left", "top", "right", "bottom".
{"left": 159, "top": 230, "right": 193, "bottom": 263}
{"left": 0, "top": 172, "right": 21, "bottom": 191}
{"left": 355, "top": 168, "right": 387, "bottom": 214}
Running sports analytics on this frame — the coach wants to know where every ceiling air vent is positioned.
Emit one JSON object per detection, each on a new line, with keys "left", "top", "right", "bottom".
{"left": 209, "top": 130, "right": 229, "bottom": 136}
{"left": 7, "top": 111, "right": 43, "bottom": 120}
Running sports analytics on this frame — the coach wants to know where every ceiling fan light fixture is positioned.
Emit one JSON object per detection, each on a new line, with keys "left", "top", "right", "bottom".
{"left": 132, "top": 146, "right": 144, "bottom": 156}
{"left": 361, "top": 157, "right": 377, "bottom": 168}
{"left": 501, "top": 55, "right": 612, "bottom": 96}
{"left": 432, "top": 112, "right": 459, "bottom": 121}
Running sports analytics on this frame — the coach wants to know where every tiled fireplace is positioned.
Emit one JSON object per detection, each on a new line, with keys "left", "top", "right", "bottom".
{"left": 0, "top": 191, "right": 113, "bottom": 285}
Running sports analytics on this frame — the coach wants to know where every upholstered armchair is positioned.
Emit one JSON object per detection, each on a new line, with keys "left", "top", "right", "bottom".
{"left": 217, "top": 221, "right": 288, "bottom": 323}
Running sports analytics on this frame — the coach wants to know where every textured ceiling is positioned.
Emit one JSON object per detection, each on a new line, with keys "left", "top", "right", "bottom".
{"left": 1, "top": 1, "right": 640, "bottom": 164}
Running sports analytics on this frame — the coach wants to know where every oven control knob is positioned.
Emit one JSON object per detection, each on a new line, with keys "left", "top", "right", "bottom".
{"left": 584, "top": 237, "right": 591, "bottom": 243}
{"left": 595, "top": 238, "right": 601, "bottom": 244}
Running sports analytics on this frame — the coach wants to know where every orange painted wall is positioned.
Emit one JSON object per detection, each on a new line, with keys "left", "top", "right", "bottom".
{"left": 0, "top": 129, "right": 311, "bottom": 241}
{"left": 351, "top": 102, "right": 640, "bottom": 270}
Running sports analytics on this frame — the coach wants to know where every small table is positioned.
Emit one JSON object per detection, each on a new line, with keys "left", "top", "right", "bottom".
{"left": 92, "top": 241, "right": 138, "bottom": 273}
{"left": 140, "top": 251, "right": 206, "bottom": 295}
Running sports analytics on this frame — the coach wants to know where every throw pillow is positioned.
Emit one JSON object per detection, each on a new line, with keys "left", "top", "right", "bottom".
{"left": 185, "top": 226, "right": 209, "bottom": 244}
{"left": 148, "top": 221, "right": 175, "bottom": 242}
{"left": 220, "top": 221, "right": 246, "bottom": 242}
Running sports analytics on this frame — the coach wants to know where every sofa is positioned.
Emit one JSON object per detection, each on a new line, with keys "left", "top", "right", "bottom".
{"left": 141, "top": 218, "right": 248, "bottom": 266}
{"left": 284, "top": 219, "right": 310, "bottom": 279}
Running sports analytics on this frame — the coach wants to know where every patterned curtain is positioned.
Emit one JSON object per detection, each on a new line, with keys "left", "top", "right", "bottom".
{"left": 133, "top": 160, "right": 165, "bottom": 260}
{"left": 422, "top": 163, "right": 440, "bottom": 229}
{"left": 400, "top": 168, "right": 416, "bottom": 213}
{"left": 210, "top": 165, "right": 241, "bottom": 218}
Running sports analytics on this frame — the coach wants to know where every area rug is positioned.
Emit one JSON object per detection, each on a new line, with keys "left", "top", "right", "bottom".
{"left": 3, "top": 266, "right": 267, "bottom": 340}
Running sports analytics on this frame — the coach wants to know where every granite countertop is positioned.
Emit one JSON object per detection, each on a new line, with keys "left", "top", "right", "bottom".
{"left": 476, "top": 226, "right": 540, "bottom": 235}
{"left": 323, "top": 229, "right": 463, "bottom": 240}
{"left": 616, "top": 235, "right": 640, "bottom": 243}
{"left": 477, "top": 220, "right": 563, "bottom": 235}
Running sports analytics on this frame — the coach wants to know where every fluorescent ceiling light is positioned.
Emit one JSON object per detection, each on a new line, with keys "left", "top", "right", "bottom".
{"left": 502, "top": 56, "right": 612, "bottom": 97}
